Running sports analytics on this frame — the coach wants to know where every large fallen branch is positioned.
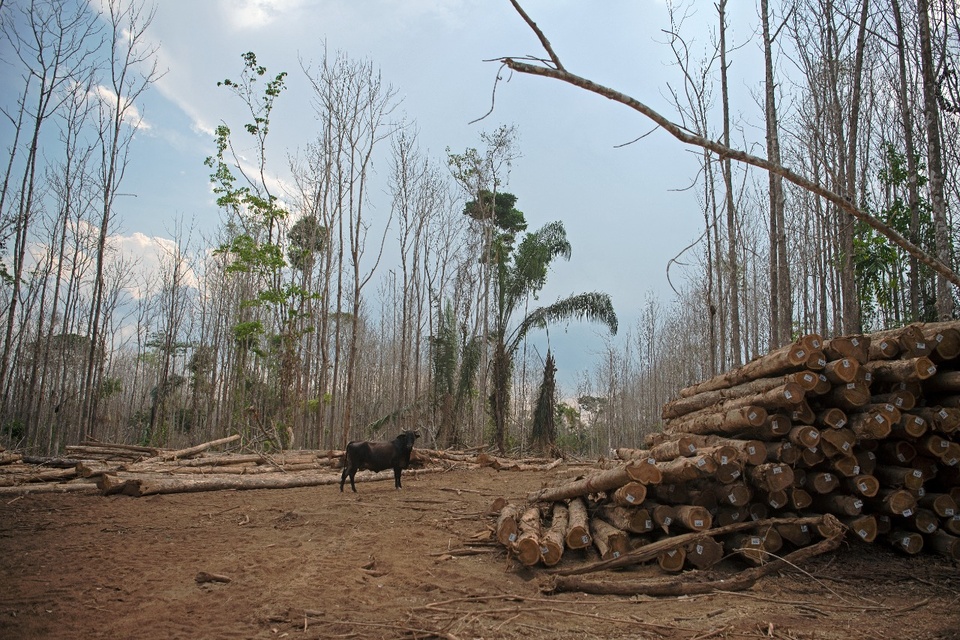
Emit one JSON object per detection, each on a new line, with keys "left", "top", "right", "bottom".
{"left": 500, "top": 1, "right": 960, "bottom": 289}
{"left": 541, "top": 517, "right": 844, "bottom": 596}
{"left": 548, "top": 514, "right": 835, "bottom": 577}
{"left": 98, "top": 466, "right": 447, "bottom": 497}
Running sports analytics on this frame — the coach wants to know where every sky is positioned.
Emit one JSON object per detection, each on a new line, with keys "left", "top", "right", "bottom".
{"left": 4, "top": 0, "right": 769, "bottom": 392}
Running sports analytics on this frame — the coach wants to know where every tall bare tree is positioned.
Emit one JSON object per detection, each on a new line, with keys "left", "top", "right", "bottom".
{"left": 917, "top": 0, "right": 954, "bottom": 319}
{"left": 0, "top": 0, "right": 100, "bottom": 429}
{"left": 760, "top": 0, "right": 792, "bottom": 347}
{"left": 80, "top": 0, "right": 157, "bottom": 440}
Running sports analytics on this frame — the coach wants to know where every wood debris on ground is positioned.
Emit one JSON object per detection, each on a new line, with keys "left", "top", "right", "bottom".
{"left": 0, "top": 435, "right": 561, "bottom": 498}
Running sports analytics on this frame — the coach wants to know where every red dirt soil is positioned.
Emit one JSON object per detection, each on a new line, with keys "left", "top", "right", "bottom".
{"left": 2, "top": 465, "right": 959, "bottom": 639}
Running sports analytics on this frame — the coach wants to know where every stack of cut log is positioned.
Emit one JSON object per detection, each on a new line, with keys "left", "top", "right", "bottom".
{"left": 496, "top": 322, "right": 960, "bottom": 571}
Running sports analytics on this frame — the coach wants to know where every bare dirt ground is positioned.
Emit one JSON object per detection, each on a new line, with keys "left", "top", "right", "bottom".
{"left": 2, "top": 464, "right": 959, "bottom": 640}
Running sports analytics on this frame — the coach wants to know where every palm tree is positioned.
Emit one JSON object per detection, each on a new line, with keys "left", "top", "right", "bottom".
{"left": 485, "top": 211, "right": 618, "bottom": 454}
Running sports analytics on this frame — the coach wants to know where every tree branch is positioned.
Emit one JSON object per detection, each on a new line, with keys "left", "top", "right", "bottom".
{"left": 507, "top": 0, "right": 564, "bottom": 70}
{"left": 496, "top": 12, "right": 960, "bottom": 290}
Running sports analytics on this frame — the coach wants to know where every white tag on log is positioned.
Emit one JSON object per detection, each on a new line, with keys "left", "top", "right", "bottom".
{"left": 508, "top": 533, "right": 517, "bottom": 542}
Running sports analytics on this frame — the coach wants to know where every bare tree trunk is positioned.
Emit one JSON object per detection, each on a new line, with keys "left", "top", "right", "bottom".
{"left": 761, "top": 0, "right": 792, "bottom": 348}
{"left": 718, "top": 0, "right": 742, "bottom": 368}
{"left": 80, "top": 0, "right": 156, "bottom": 440}
{"left": 841, "top": 0, "right": 870, "bottom": 334}
{"left": 917, "top": 0, "right": 954, "bottom": 319}
{"left": 890, "top": 0, "right": 924, "bottom": 320}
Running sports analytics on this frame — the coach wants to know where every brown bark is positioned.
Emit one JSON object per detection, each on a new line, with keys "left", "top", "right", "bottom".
{"left": 544, "top": 517, "right": 844, "bottom": 596}
{"left": 728, "top": 526, "right": 782, "bottom": 565}
{"left": 609, "top": 482, "right": 647, "bottom": 507}
{"left": 496, "top": 503, "right": 521, "bottom": 546}
{"left": 526, "top": 460, "right": 659, "bottom": 503}
{"left": 823, "top": 336, "right": 870, "bottom": 363}
{"left": 657, "top": 455, "right": 717, "bottom": 484}
{"left": 673, "top": 505, "right": 712, "bottom": 531}
{"left": 747, "top": 462, "right": 794, "bottom": 492}
{"left": 97, "top": 467, "right": 444, "bottom": 497}
{"left": 887, "top": 530, "right": 924, "bottom": 555}
{"left": 589, "top": 517, "right": 629, "bottom": 560}
{"left": 863, "top": 357, "right": 937, "bottom": 383}
{"left": 677, "top": 339, "right": 822, "bottom": 398}
{"left": 596, "top": 504, "right": 653, "bottom": 534}
{"left": 677, "top": 436, "right": 766, "bottom": 465}
{"left": 657, "top": 546, "right": 686, "bottom": 573}
{"left": 513, "top": 506, "right": 543, "bottom": 566}
{"left": 842, "top": 515, "right": 878, "bottom": 543}
{"left": 928, "top": 530, "right": 960, "bottom": 560}
{"left": 815, "top": 407, "right": 848, "bottom": 429}
{"left": 565, "top": 497, "right": 591, "bottom": 549}
{"left": 664, "top": 406, "right": 768, "bottom": 436}
{"left": 667, "top": 383, "right": 806, "bottom": 423}
{"left": 685, "top": 536, "right": 724, "bottom": 570}
{"left": 663, "top": 373, "right": 816, "bottom": 419}
{"left": 540, "top": 503, "right": 567, "bottom": 566}
{"left": 141, "top": 434, "right": 241, "bottom": 463}
{"left": 0, "top": 481, "right": 100, "bottom": 496}
{"left": 845, "top": 474, "right": 880, "bottom": 498}
{"left": 918, "top": 493, "right": 958, "bottom": 518}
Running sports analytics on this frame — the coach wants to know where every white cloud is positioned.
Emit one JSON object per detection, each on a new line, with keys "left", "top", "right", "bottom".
{"left": 91, "top": 83, "right": 151, "bottom": 131}
{"left": 110, "top": 231, "right": 199, "bottom": 299}
{"left": 221, "top": 0, "right": 311, "bottom": 30}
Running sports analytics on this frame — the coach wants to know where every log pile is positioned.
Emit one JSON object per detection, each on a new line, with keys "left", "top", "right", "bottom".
{"left": 495, "top": 322, "right": 960, "bottom": 576}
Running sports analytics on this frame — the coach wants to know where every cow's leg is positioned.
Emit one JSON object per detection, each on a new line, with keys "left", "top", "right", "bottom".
{"left": 340, "top": 467, "right": 348, "bottom": 492}
{"left": 349, "top": 470, "right": 358, "bottom": 492}
{"left": 394, "top": 467, "right": 402, "bottom": 489}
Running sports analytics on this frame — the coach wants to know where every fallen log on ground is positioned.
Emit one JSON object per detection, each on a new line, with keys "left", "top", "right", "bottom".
{"left": 542, "top": 515, "right": 844, "bottom": 597}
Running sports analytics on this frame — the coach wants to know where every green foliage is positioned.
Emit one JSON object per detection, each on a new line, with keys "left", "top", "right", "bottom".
{"left": 99, "top": 377, "right": 122, "bottom": 399}
{"left": 855, "top": 142, "right": 939, "bottom": 326}
{"left": 462, "top": 189, "right": 617, "bottom": 453}
{"left": 233, "top": 320, "right": 265, "bottom": 354}
{"left": 530, "top": 350, "right": 558, "bottom": 453}
{"left": 287, "top": 215, "right": 327, "bottom": 272}
{"left": 431, "top": 300, "right": 482, "bottom": 447}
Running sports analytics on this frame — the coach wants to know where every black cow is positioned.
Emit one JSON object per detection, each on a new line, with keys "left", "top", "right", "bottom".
{"left": 339, "top": 430, "right": 420, "bottom": 492}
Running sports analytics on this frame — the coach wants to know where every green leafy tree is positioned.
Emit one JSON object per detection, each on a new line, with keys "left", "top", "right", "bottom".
{"left": 473, "top": 193, "right": 618, "bottom": 454}
{"left": 430, "top": 300, "right": 482, "bottom": 448}
{"left": 204, "top": 52, "right": 317, "bottom": 448}
{"left": 530, "top": 349, "right": 558, "bottom": 455}
{"left": 856, "top": 143, "right": 937, "bottom": 328}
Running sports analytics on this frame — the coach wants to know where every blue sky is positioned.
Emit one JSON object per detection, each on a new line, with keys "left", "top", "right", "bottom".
{"left": 5, "top": 0, "right": 768, "bottom": 391}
